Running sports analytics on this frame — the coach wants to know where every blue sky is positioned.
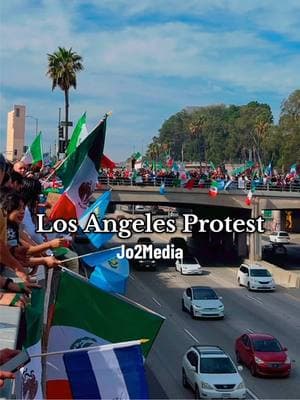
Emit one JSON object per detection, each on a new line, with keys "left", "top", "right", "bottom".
{"left": 1, "top": 0, "right": 300, "bottom": 161}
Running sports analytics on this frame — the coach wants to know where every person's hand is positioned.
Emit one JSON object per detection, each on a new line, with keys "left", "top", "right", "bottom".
{"left": 43, "top": 256, "right": 61, "bottom": 268}
{"left": 0, "top": 293, "right": 29, "bottom": 308}
{"left": 49, "top": 238, "right": 65, "bottom": 249}
{"left": 6, "top": 281, "right": 41, "bottom": 295}
{"left": 15, "top": 269, "right": 31, "bottom": 284}
{"left": 28, "top": 265, "right": 38, "bottom": 276}
{"left": 0, "top": 371, "right": 15, "bottom": 388}
{"left": 0, "top": 349, "right": 20, "bottom": 365}
{"left": 12, "top": 246, "right": 30, "bottom": 267}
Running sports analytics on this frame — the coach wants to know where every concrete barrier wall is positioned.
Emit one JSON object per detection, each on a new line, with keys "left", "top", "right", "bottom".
{"left": 245, "top": 259, "right": 300, "bottom": 288}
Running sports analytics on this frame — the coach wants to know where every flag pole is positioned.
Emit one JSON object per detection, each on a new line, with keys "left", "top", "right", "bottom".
{"left": 58, "top": 245, "right": 122, "bottom": 264}
{"left": 44, "top": 155, "right": 70, "bottom": 182}
{"left": 31, "top": 339, "right": 149, "bottom": 358}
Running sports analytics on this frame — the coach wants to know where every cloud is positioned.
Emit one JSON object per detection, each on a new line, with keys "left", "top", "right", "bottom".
{"left": 1, "top": 0, "right": 299, "bottom": 160}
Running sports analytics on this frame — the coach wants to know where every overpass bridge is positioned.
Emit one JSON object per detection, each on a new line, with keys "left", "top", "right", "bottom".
{"left": 95, "top": 186, "right": 300, "bottom": 262}
{"left": 97, "top": 185, "right": 300, "bottom": 211}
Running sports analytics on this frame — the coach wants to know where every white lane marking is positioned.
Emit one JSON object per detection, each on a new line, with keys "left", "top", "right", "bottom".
{"left": 184, "top": 329, "right": 200, "bottom": 343}
{"left": 129, "top": 274, "right": 135, "bottom": 280}
{"left": 152, "top": 297, "right": 161, "bottom": 306}
{"left": 245, "top": 295, "right": 263, "bottom": 304}
{"left": 247, "top": 328, "right": 254, "bottom": 333}
{"left": 246, "top": 388, "right": 260, "bottom": 400}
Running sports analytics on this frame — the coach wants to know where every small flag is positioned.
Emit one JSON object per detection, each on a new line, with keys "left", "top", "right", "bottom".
{"left": 79, "top": 191, "right": 113, "bottom": 248}
{"left": 83, "top": 247, "right": 129, "bottom": 295}
{"left": 245, "top": 190, "right": 253, "bottom": 206}
{"left": 184, "top": 178, "right": 195, "bottom": 190}
{"left": 63, "top": 342, "right": 149, "bottom": 400}
{"left": 17, "top": 289, "right": 45, "bottom": 399}
{"left": 290, "top": 163, "right": 297, "bottom": 175}
{"left": 21, "top": 132, "right": 43, "bottom": 165}
{"left": 209, "top": 161, "right": 216, "bottom": 172}
{"left": 209, "top": 180, "right": 218, "bottom": 197}
{"left": 66, "top": 112, "right": 88, "bottom": 156}
{"left": 159, "top": 183, "right": 166, "bottom": 195}
{"left": 264, "top": 162, "right": 272, "bottom": 176}
{"left": 45, "top": 271, "right": 164, "bottom": 398}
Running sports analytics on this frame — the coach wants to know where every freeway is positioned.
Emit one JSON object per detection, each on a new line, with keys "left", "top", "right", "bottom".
{"left": 109, "top": 226, "right": 300, "bottom": 400}
{"left": 126, "top": 256, "right": 300, "bottom": 399}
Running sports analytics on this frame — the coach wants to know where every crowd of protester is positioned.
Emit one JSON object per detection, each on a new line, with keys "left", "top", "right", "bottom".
{"left": 98, "top": 164, "right": 300, "bottom": 191}
{"left": 0, "top": 155, "right": 79, "bottom": 387}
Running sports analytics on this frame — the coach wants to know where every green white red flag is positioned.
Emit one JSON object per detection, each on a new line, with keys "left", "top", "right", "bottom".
{"left": 50, "top": 116, "right": 107, "bottom": 220}
{"left": 45, "top": 271, "right": 164, "bottom": 399}
{"left": 16, "top": 288, "right": 45, "bottom": 399}
{"left": 209, "top": 180, "right": 218, "bottom": 197}
{"left": 65, "top": 112, "right": 88, "bottom": 156}
{"left": 21, "top": 132, "right": 43, "bottom": 165}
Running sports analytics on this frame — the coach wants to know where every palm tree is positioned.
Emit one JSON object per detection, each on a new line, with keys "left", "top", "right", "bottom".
{"left": 46, "top": 47, "right": 84, "bottom": 145}
{"left": 253, "top": 120, "right": 269, "bottom": 174}
{"left": 189, "top": 115, "right": 206, "bottom": 166}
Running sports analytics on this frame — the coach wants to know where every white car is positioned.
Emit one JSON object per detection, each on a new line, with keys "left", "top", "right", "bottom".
{"left": 182, "top": 346, "right": 246, "bottom": 399}
{"left": 182, "top": 286, "right": 224, "bottom": 319}
{"left": 269, "top": 231, "right": 290, "bottom": 244}
{"left": 237, "top": 264, "right": 276, "bottom": 291}
{"left": 175, "top": 256, "right": 202, "bottom": 275}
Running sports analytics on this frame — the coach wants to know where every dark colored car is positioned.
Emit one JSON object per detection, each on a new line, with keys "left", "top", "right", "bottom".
{"left": 169, "top": 237, "right": 189, "bottom": 255}
{"left": 235, "top": 333, "right": 291, "bottom": 377}
{"left": 134, "top": 237, "right": 156, "bottom": 271}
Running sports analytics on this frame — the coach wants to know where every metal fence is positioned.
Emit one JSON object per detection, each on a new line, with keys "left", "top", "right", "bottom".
{"left": 97, "top": 176, "right": 300, "bottom": 193}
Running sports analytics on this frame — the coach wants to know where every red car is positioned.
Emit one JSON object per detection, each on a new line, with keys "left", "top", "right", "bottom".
{"left": 235, "top": 333, "right": 291, "bottom": 377}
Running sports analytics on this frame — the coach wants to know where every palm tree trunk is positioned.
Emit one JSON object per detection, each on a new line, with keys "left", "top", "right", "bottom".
{"left": 64, "top": 89, "right": 69, "bottom": 146}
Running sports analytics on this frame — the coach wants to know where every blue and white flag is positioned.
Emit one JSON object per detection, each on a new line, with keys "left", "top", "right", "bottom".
{"left": 290, "top": 163, "right": 297, "bottom": 175}
{"left": 83, "top": 247, "right": 129, "bottom": 294}
{"left": 159, "top": 182, "right": 166, "bottom": 195}
{"left": 79, "top": 191, "right": 113, "bottom": 248}
{"left": 63, "top": 341, "right": 149, "bottom": 399}
{"left": 264, "top": 162, "right": 272, "bottom": 176}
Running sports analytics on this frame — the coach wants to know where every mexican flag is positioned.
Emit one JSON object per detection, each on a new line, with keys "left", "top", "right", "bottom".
{"left": 133, "top": 152, "right": 142, "bottom": 170}
{"left": 65, "top": 112, "right": 88, "bottom": 156}
{"left": 50, "top": 116, "right": 107, "bottom": 220}
{"left": 45, "top": 271, "right": 164, "bottom": 399}
{"left": 21, "top": 132, "right": 43, "bottom": 165}
{"left": 17, "top": 288, "right": 45, "bottom": 400}
{"left": 209, "top": 180, "right": 218, "bottom": 197}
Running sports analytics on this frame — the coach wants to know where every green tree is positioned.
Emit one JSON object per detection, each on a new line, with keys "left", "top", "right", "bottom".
{"left": 278, "top": 90, "right": 300, "bottom": 168}
{"left": 46, "top": 47, "right": 84, "bottom": 145}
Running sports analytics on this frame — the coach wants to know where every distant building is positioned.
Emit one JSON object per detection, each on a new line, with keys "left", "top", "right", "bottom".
{"left": 6, "top": 105, "right": 26, "bottom": 161}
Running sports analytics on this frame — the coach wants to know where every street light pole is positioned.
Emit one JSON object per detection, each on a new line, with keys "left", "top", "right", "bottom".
{"left": 26, "top": 115, "right": 39, "bottom": 136}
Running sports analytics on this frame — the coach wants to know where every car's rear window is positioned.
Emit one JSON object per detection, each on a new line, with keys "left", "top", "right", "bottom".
{"left": 183, "top": 257, "right": 197, "bottom": 264}
{"left": 193, "top": 288, "right": 218, "bottom": 300}
{"left": 200, "top": 357, "right": 236, "bottom": 374}
{"left": 279, "top": 232, "right": 289, "bottom": 237}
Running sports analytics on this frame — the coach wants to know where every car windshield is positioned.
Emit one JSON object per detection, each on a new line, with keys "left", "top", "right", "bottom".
{"left": 200, "top": 357, "right": 236, "bottom": 374}
{"left": 250, "top": 269, "right": 271, "bottom": 277}
{"left": 138, "top": 238, "right": 152, "bottom": 243}
{"left": 279, "top": 232, "right": 289, "bottom": 237}
{"left": 192, "top": 288, "right": 218, "bottom": 300}
{"left": 183, "top": 257, "right": 197, "bottom": 264}
{"left": 253, "top": 339, "right": 282, "bottom": 352}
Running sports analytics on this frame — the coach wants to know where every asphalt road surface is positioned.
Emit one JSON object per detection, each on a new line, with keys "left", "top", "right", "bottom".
{"left": 76, "top": 209, "right": 300, "bottom": 399}
{"left": 127, "top": 257, "right": 300, "bottom": 399}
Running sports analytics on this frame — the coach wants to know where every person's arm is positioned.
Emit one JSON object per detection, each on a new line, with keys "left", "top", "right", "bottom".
{"left": 28, "top": 256, "right": 61, "bottom": 269}
{"left": 19, "top": 235, "right": 65, "bottom": 256}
